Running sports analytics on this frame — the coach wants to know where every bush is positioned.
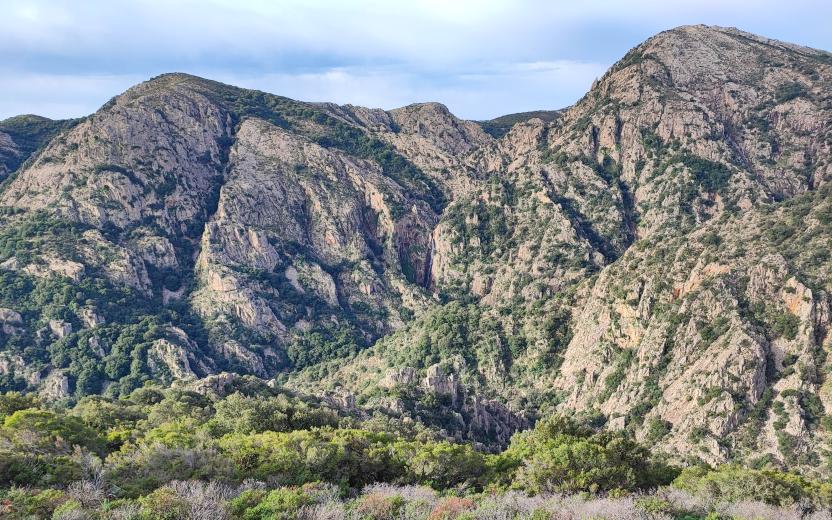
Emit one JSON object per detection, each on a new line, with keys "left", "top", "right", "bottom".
{"left": 354, "top": 492, "right": 405, "bottom": 520}
{"left": 219, "top": 429, "right": 403, "bottom": 487}
{"left": 0, "top": 393, "right": 40, "bottom": 420}
{"left": 138, "top": 486, "right": 190, "bottom": 520}
{"left": 428, "top": 497, "right": 475, "bottom": 520}
{"left": 498, "top": 416, "right": 677, "bottom": 495}
{"left": 0, "top": 488, "right": 69, "bottom": 519}
{"left": 772, "top": 313, "right": 800, "bottom": 340}
{"left": 231, "top": 487, "right": 311, "bottom": 520}
{"left": 105, "top": 444, "right": 234, "bottom": 498}
{"left": 2, "top": 409, "right": 104, "bottom": 454}
{"left": 679, "top": 153, "right": 733, "bottom": 194}
{"left": 209, "top": 392, "right": 339, "bottom": 435}
{"left": 775, "top": 82, "right": 807, "bottom": 103}
{"left": 672, "top": 465, "right": 832, "bottom": 507}
{"left": 400, "top": 440, "right": 488, "bottom": 490}
{"left": 286, "top": 323, "right": 365, "bottom": 370}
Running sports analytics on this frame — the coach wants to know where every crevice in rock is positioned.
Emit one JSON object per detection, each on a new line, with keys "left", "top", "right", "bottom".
{"left": 421, "top": 234, "right": 434, "bottom": 289}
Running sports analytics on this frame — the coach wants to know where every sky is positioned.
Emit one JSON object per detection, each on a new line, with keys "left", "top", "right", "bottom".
{"left": 2, "top": 0, "right": 831, "bottom": 121}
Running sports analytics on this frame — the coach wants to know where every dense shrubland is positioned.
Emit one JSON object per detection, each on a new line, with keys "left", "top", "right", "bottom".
{"left": 1, "top": 388, "right": 831, "bottom": 519}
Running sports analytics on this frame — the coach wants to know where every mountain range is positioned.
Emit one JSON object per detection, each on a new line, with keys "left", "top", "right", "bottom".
{"left": 1, "top": 24, "right": 831, "bottom": 474}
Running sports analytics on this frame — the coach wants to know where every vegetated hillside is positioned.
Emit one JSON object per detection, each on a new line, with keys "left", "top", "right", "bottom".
{"left": 0, "top": 24, "right": 831, "bottom": 476}
{"left": 476, "top": 109, "right": 564, "bottom": 138}
{"left": 0, "top": 115, "right": 79, "bottom": 178}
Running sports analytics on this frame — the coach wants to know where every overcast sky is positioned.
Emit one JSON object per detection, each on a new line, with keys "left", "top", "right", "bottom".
{"left": 2, "top": 0, "right": 831, "bottom": 121}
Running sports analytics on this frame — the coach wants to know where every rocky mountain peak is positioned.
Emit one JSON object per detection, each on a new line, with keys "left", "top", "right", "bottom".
{"left": 626, "top": 25, "right": 832, "bottom": 87}
{"left": 114, "top": 72, "right": 227, "bottom": 103}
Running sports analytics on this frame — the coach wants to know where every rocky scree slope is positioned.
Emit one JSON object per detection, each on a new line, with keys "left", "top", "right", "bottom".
{"left": 0, "top": 26, "right": 831, "bottom": 467}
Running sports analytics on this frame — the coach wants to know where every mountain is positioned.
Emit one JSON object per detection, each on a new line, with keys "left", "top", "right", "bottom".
{"left": 288, "top": 25, "right": 832, "bottom": 466}
{"left": 0, "top": 25, "right": 831, "bottom": 472}
{"left": 476, "top": 110, "right": 564, "bottom": 138}
{"left": 0, "top": 115, "right": 79, "bottom": 178}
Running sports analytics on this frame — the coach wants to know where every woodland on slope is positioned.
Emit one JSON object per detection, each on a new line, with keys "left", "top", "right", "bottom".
{"left": 0, "top": 22, "right": 831, "bottom": 491}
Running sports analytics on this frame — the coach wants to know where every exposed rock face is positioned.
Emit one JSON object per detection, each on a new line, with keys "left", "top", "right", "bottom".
{"left": 0, "top": 309, "right": 24, "bottom": 335}
{"left": 285, "top": 25, "right": 832, "bottom": 466}
{"left": 40, "top": 370, "right": 71, "bottom": 401}
{"left": 322, "top": 358, "right": 528, "bottom": 447}
{"left": 550, "top": 197, "right": 832, "bottom": 469}
{"left": 192, "top": 117, "right": 436, "bottom": 345}
{"left": 147, "top": 339, "right": 196, "bottom": 380}
{"left": 80, "top": 307, "right": 105, "bottom": 328}
{"left": 0, "top": 80, "right": 230, "bottom": 235}
{"left": 324, "top": 101, "right": 491, "bottom": 195}
{"left": 0, "top": 26, "right": 831, "bottom": 464}
{"left": 48, "top": 320, "right": 72, "bottom": 339}
{"left": 424, "top": 25, "right": 832, "bottom": 308}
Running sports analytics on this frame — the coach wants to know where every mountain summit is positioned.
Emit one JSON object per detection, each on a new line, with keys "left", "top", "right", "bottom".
{"left": 0, "top": 25, "right": 830, "bottom": 471}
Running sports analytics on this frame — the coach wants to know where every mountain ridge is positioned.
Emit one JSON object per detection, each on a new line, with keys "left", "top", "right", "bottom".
{"left": 0, "top": 24, "right": 831, "bottom": 472}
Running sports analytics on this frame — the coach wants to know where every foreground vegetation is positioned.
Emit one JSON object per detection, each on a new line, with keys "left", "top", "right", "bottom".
{"left": 2, "top": 385, "right": 832, "bottom": 519}
{"left": 7, "top": 482, "right": 832, "bottom": 520}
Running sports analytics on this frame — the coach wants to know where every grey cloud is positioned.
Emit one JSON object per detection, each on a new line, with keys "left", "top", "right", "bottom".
{"left": 1, "top": 0, "right": 830, "bottom": 120}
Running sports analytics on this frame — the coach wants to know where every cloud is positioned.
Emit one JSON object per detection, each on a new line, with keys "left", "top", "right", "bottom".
{"left": 208, "top": 59, "right": 608, "bottom": 119}
{"left": 0, "top": 72, "right": 145, "bottom": 120}
{"left": 1, "top": 0, "right": 831, "bottom": 120}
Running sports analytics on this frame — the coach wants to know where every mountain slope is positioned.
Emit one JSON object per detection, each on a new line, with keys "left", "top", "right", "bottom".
{"left": 0, "top": 115, "right": 78, "bottom": 178}
{"left": 287, "top": 25, "right": 832, "bottom": 466}
{"left": 0, "top": 26, "right": 831, "bottom": 467}
{"left": 0, "top": 73, "right": 453, "bottom": 395}
{"left": 476, "top": 110, "right": 564, "bottom": 138}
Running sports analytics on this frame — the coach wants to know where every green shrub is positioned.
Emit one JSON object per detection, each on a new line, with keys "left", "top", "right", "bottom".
{"left": 138, "top": 486, "right": 190, "bottom": 520}
{"left": 775, "top": 82, "right": 807, "bottom": 103}
{"left": 219, "top": 428, "right": 403, "bottom": 487}
{"left": 680, "top": 153, "right": 733, "bottom": 194}
{"left": 497, "top": 416, "right": 677, "bottom": 494}
{"left": 2, "top": 408, "right": 104, "bottom": 453}
{"left": 209, "top": 392, "right": 339, "bottom": 435}
{"left": 672, "top": 465, "right": 832, "bottom": 506}
{"left": 0, "top": 488, "right": 69, "bottom": 519}
{"left": 286, "top": 323, "right": 365, "bottom": 369}
{"left": 772, "top": 313, "right": 800, "bottom": 340}
{"left": 231, "top": 487, "right": 311, "bottom": 520}
{"left": 0, "top": 392, "right": 39, "bottom": 420}
{"left": 644, "top": 417, "right": 672, "bottom": 443}
{"left": 698, "top": 317, "right": 730, "bottom": 345}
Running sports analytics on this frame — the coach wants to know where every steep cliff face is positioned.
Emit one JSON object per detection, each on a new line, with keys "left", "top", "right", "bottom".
{"left": 327, "top": 101, "right": 492, "bottom": 192}
{"left": 426, "top": 25, "right": 832, "bottom": 307}
{"left": 0, "top": 79, "right": 231, "bottom": 234}
{"left": 0, "top": 26, "right": 831, "bottom": 461}
{"left": 544, "top": 26, "right": 832, "bottom": 470}
{"left": 192, "top": 117, "right": 437, "bottom": 369}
